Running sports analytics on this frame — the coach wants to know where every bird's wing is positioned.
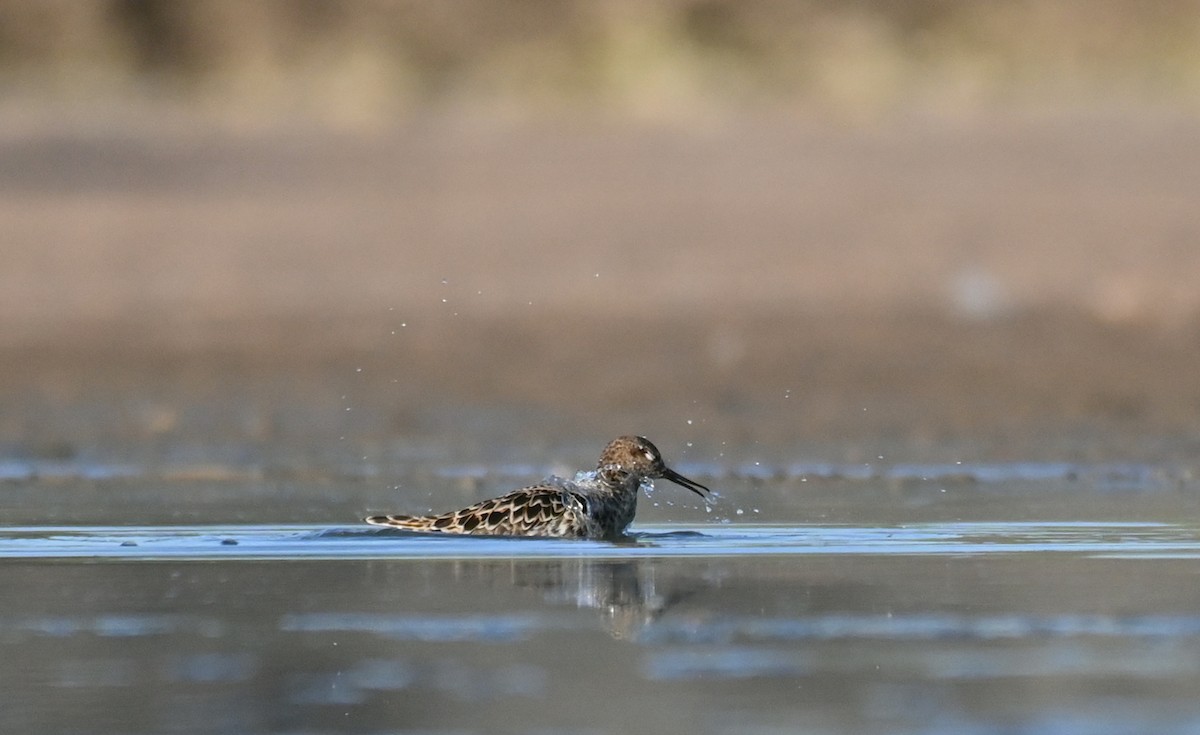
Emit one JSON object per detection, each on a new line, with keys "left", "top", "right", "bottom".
{"left": 365, "top": 485, "right": 586, "bottom": 537}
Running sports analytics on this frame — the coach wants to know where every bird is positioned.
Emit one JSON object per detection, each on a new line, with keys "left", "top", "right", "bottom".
{"left": 364, "top": 435, "right": 710, "bottom": 539}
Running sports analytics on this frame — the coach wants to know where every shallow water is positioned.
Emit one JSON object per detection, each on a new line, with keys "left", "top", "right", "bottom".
{"left": 4, "top": 499, "right": 1200, "bottom": 734}
{"left": 4, "top": 521, "right": 1200, "bottom": 560}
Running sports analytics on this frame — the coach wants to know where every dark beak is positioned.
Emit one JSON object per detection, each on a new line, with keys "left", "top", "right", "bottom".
{"left": 661, "top": 467, "right": 711, "bottom": 498}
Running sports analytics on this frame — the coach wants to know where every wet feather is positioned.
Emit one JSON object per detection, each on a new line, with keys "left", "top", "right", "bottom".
{"left": 364, "top": 436, "right": 710, "bottom": 539}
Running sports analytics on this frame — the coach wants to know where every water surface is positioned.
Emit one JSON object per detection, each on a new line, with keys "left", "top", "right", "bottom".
{"left": 4, "top": 507, "right": 1200, "bottom": 734}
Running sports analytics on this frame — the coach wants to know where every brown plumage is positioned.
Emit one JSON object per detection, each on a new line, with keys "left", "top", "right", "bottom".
{"left": 364, "top": 435, "right": 710, "bottom": 539}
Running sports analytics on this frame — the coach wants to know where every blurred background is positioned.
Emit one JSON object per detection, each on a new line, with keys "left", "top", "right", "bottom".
{"left": 3, "top": 0, "right": 1200, "bottom": 484}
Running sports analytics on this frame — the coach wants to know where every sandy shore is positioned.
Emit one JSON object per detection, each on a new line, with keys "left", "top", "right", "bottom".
{"left": 4, "top": 111, "right": 1199, "bottom": 458}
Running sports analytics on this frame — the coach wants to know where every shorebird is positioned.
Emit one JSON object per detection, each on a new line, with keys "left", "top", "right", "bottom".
{"left": 364, "top": 435, "right": 710, "bottom": 539}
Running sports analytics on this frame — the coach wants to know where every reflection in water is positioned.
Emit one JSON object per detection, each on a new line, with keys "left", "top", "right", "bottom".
{"left": 534, "top": 559, "right": 671, "bottom": 640}
{"left": 335, "top": 554, "right": 701, "bottom": 641}
{"left": 457, "top": 557, "right": 694, "bottom": 640}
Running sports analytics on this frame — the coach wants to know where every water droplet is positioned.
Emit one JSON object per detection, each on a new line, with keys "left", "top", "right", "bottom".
{"left": 736, "top": 508, "right": 744, "bottom": 515}
{"left": 686, "top": 442, "right": 693, "bottom": 447}
{"left": 401, "top": 323, "right": 407, "bottom": 327}
{"left": 441, "top": 279, "right": 448, "bottom": 284}
{"left": 441, "top": 298, "right": 447, "bottom": 303}
{"left": 356, "top": 367, "right": 363, "bottom": 373}
{"left": 686, "top": 419, "right": 693, "bottom": 425}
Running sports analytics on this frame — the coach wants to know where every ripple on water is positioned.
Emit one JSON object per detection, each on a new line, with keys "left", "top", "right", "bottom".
{"left": 1, "top": 521, "right": 1200, "bottom": 560}
{"left": 640, "top": 613, "right": 1200, "bottom": 645}
{"left": 279, "top": 612, "right": 546, "bottom": 642}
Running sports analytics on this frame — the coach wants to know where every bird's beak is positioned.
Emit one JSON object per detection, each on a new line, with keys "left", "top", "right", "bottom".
{"left": 661, "top": 467, "right": 711, "bottom": 498}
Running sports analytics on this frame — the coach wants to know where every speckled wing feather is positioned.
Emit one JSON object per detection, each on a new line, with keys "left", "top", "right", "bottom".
{"left": 365, "top": 485, "right": 589, "bottom": 537}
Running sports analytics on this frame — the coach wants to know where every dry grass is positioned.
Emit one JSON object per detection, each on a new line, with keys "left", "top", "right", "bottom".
{"left": 0, "top": 1, "right": 1199, "bottom": 122}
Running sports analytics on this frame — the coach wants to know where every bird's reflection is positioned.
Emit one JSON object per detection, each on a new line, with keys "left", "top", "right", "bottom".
{"left": 443, "top": 555, "right": 698, "bottom": 640}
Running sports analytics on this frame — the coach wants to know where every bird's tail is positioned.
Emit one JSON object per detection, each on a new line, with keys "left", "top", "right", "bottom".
{"left": 364, "top": 513, "right": 439, "bottom": 531}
